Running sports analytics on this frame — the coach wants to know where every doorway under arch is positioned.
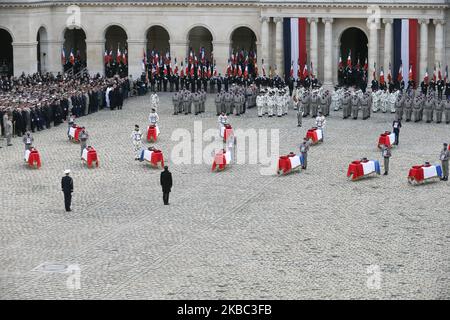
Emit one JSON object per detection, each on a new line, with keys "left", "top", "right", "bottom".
{"left": 63, "top": 27, "right": 87, "bottom": 73}
{"left": 339, "top": 27, "right": 368, "bottom": 68}
{"left": 0, "top": 28, "right": 13, "bottom": 76}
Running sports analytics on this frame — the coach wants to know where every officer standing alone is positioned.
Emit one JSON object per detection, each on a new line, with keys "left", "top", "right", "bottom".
{"left": 299, "top": 137, "right": 311, "bottom": 170}
{"left": 382, "top": 145, "right": 391, "bottom": 175}
{"left": 160, "top": 166, "right": 173, "bottom": 205}
{"left": 61, "top": 169, "right": 74, "bottom": 212}
{"left": 392, "top": 119, "right": 401, "bottom": 146}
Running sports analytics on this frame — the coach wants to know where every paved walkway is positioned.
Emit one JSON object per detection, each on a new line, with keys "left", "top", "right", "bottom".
{"left": 0, "top": 93, "right": 448, "bottom": 299}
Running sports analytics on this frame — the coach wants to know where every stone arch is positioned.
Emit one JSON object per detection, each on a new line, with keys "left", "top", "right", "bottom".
{"left": 0, "top": 28, "right": 14, "bottom": 76}
{"left": 146, "top": 25, "right": 171, "bottom": 55}
{"left": 186, "top": 25, "right": 214, "bottom": 63}
{"left": 229, "top": 25, "right": 259, "bottom": 48}
{"left": 37, "top": 26, "right": 48, "bottom": 73}
{"left": 338, "top": 27, "right": 368, "bottom": 68}
{"left": 104, "top": 25, "right": 128, "bottom": 77}
{"left": 62, "top": 27, "right": 87, "bottom": 72}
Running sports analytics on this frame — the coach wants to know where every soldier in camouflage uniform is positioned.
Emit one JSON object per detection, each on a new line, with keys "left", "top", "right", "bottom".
{"left": 445, "top": 98, "right": 450, "bottom": 124}
{"left": 341, "top": 90, "right": 351, "bottom": 119}
{"left": 434, "top": 97, "right": 444, "bottom": 123}
{"left": 424, "top": 95, "right": 434, "bottom": 123}
{"left": 172, "top": 92, "right": 180, "bottom": 115}
{"left": 361, "top": 92, "right": 371, "bottom": 120}
{"left": 215, "top": 92, "right": 222, "bottom": 116}
{"left": 404, "top": 94, "right": 413, "bottom": 122}
{"left": 351, "top": 93, "right": 360, "bottom": 120}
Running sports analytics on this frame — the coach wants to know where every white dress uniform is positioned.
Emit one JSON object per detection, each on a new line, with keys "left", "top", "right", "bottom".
{"left": 283, "top": 90, "right": 290, "bottom": 115}
{"left": 276, "top": 93, "right": 284, "bottom": 117}
{"left": 267, "top": 92, "right": 275, "bottom": 117}
{"left": 148, "top": 112, "right": 159, "bottom": 126}
{"left": 380, "top": 90, "right": 389, "bottom": 113}
{"left": 218, "top": 114, "right": 228, "bottom": 133}
{"left": 331, "top": 89, "right": 341, "bottom": 111}
{"left": 389, "top": 91, "right": 399, "bottom": 113}
{"left": 131, "top": 129, "right": 143, "bottom": 159}
{"left": 256, "top": 94, "right": 265, "bottom": 117}
{"left": 372, "top": 90, "right": 380, "bottom": 112}
{"left": 315, "top": 114, "right": 326, "bottom": 139}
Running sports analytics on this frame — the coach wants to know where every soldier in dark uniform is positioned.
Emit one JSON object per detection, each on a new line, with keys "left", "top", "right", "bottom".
{"left": 420, "top": 80, "right": 428, "bottom": 95}
{"left": 338, "top": 66, "right": 344, "bottom": 86}
{"left": 61, "top": 169, "right": 73, "bottom": 212}
{"left": 174, "top": 74, "right": 180, "bottom": 92}
{"left": 224, "top": 75, "right": 229, "bottom": 92}
{"left": 304, "top": 76, "right": 311, "bottom": 90}
{"left": 371, "top": 78, "right": 379, "bottom": 91}
{"left": 285, "top": 75, "right": 292, "bottom": 96}
{"left": 216, "top": 74, "right": 223, "bottom": 93}
{"left": 163, "top": 72, "right": 168, "bottom": 92}
{"left": 407, "top": 79, "right": 415, "bottom": 91}
{"left": 429, "top": 79, "right": 436, "bottom": 93}
{"left": 437, "top": 78, "right": 445, "bottom": 99}
{"left": 388, "top": 81, "right": 395, "bottom": 93}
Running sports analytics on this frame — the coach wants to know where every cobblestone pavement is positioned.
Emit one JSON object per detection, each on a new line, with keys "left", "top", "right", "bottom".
{"left": 0, "top": 92, "right": 449, "bottom": 300}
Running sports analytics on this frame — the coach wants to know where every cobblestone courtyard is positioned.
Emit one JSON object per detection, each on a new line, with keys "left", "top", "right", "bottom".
{"left": 0, "top": 93, "right": 449, "bottom": 299}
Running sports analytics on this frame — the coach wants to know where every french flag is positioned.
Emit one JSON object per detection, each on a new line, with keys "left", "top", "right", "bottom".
{"left": 397, "top": 61, "right": 403, "bottom": 82}
{"left": 393, "top": 19, "right": 418, "bottom": 85}
{"left": 61, "top": 48, "right": 66, "bottom": 65}
{"left": 69, "top": 49, "right": 75, "bottom": 65}
{"left": 283, "top": 18, "right": 307, "bottom": 81}
{"left": 380, "top": 67, "right": 385, "bottom": 85}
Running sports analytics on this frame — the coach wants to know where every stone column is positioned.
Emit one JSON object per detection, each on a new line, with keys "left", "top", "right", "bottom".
{"left": 212, "top": 40, "right": 230, "bottom": 77}
{"left": 367, "top": 18, "right": 379, "bottom": 84}
{"left": 12, "top": 42, "right": 38, "bottom": 76}
{"left": 383, "top": 18, "right": 393, "bottom": 74}
{"left": 42, "top": 40, "right": 63, "bottom": 74}
{"left": 169, "top": 40, "right": 188, "bottom": 65}
{"left": 419, "top": 19, "right": 429, "bottom": 81}
{"left": 260, "top": 16, "right": 270, "bottom": 70}
{"left": 433, "top": 19, "right": 445, "bottom": 66}
{"left": 86, "top": 40, "right": 105, "bottom": 76}
{"left": 322, "top": 18, "right": 334, "bottom": 87}
{"left": 274, "top": 17, "right": 283, "bottom": 77}
{"left": 308, "top": 17, "right": 318, "bottom": 76}
{"left": 127, "top": 39, "right": 147, "bottom": 79}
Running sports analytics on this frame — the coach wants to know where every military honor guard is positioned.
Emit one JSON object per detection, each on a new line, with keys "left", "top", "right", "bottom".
{"left": 131, "top": 125, "right": 143, "bottom": 160}
{"left": 22, "top": 131, "right": 34, "bottom": 150}
{"left": 381, "top": 145, "right": 391, "bottom": 175}
{"left": 61, "top": 169, "right": 73, "bottom": 212}
{"left": 440, "top": 143, "right": 449, "bottom": 181}
{"left": 299, "top": 138, "right": 311, "bottom": 170}
{"left": 78, "top": 127, "right": 89, "bottom": 156}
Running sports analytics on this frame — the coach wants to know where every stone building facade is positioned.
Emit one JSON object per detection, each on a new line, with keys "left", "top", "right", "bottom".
{"left": 0, "top": 0, "right": 448, "bottom": 86}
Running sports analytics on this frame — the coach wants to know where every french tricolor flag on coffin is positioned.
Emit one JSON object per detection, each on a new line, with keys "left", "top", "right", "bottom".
{"left": 393, "top": 19, "right": 418, "bottom": 85}
{"left": 378, "top": 132, "right": 396, "bottom": 148}
{"left": 140, "top": 149, "right": 154, "bottom": 162}
{"left": 306, "top": 128, "right": 323, "bottom": 143}
{"left": 211, "top": 150, "right": 232, "bottom": 171}
{"left": 362, "top": 160, "right": 381, "bottom": 176}
{"left": 283, "top": 18, "right": 308, "bottom": 81}
{"left": 288, "top": 154, "right": 302, "bottom": 170}
{"left": 423, "top": 165, "right": 442, "bottom": 179}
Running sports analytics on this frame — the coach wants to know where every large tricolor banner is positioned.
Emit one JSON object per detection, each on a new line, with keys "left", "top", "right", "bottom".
{"left": 283, "top": 18, "right": 307, "bottom": 80}
{"left": 393, "top": 19, "right": 418, "bottom": 84}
